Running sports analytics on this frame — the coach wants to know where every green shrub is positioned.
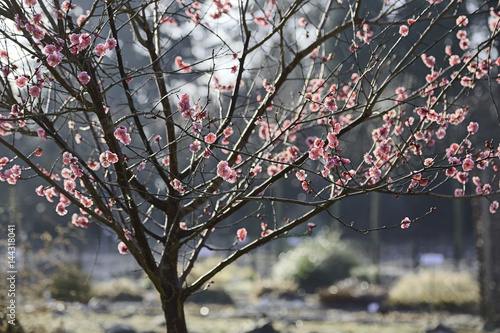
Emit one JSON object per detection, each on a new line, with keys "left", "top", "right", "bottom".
{"left": 272, "top": 231, "right": 363, "bottom": 292}
{"left": 49, "top": 264, "right": 91, "bottom": 303}
{"left": 350, "top": 264, "right": 379, "bottom": 284}
{"left": 387, "top": 270, "right": 479, "bottom": 311}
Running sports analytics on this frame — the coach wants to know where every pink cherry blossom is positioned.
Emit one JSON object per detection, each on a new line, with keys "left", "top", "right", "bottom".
{"left": 61, "top": 1, "right": 76, "bottom": 11}
{"left": 69, "top": 33, "right": 80, "bottom": 46}
{"left": 226, "top": 170, "right": 238, "bottom": 183}
{"left": 467, "top": 122, "right": 479, "bottom": 135}
{"left": 35, "top": 185, "right": 45, "bottom": 196}
{"left": 56, "top": 201, "right": 68, "bottom": 216}
{"left": 47, "top": 53, "right": 62, "bottom": 67}
{"left": 327, "top": 132, "right": 338, "bottom": 148}
{"left": 15, "top": 76, "right": 28, "bottom": 89}
{"left": 37, "top": 128, "right": 47, "bottom": 140}
{"left": 78, "top": 71, "right": 90, "bottom": 84}
{"left": 170, "top": 179, "right": 185, "bottom": 193}
{"left": 401, "top": 217, "right": 411, "bottom": 229}
{"left": 78, "top": 33, "right": 92, "bottom": 50}
{"left": 70, "top": 163, "right": 83, "bottom": 178}
{"left": 296, "top": 170, "right": 307, "bottom": 181}
{"left": 456, "top": 30, "right": 467, "bottom": 40}
{"left": 456, "top": 15, "right": 468, "bottom": 27}
{"left": 308, "top": 147, "right": 324, "bottom": 160}
{"left": 424, "top": 158, "right": 434, "bottom": 166}
{"left": 250, "top": 165, "right": 262, "bottom": 176}
{"left": 77, "top": 14, "right": 88, "bottom": 27}
{"left": 175, "top": 56, "right": 192, "bottom": 73}
{"left": 64, "top": 179, "right": 76, "bottom": 193}
{"left": 205, "top": 133, "right": 216, "bottom": 144}
{"left": 462, "top": 157, "right": 474, "bottom": 171}
{"left": 1, "top": 165, "right": 21, "bottom": 185}
{"left": 459, "top": 39, "right": 470, "bottom": 50}
{"left": 449, "top": 55, "right": 461, "bottom": 66}
{"left": 62, "top": 151, "right": 76, "bottom": 165}
{"left": 421, "top": 54, "right": 435, "bottom": 68}
{"left": 203, "top": 148, "right": 212, "bottom": 158}
{"left": 29, "top": 86, "right": 41, "bottom": 98}
{"left": 223, "top": 127, "right": 234, "bottom": 138}
{"left": 455, "top": 171, "right": 469, "bottom": 184}
{"left": 117, "top": 241, "right": 129, "bottom": 254}
{"left": 105, "top": 38, "right": 117, "bottom": 50}
{"left": 106, "top": 151, "right": 119, "bottom": 163}
{"left": 178, "top": 93, "right": 192, "bottom": 119}
{"left": 160, "top": 17, "right": 178, "bottom": 25}
{"left": 114, "top": 126, "right": 131, "bottom": 145}
{"left": 94, "top": 43, "right": 108, "bottom": 57}
{"left": 0, "top": 157, "right": 8, "bottom": 168}
{"left": 24, "top": 0, "right": 37, "bottom": 8}
{"left": 99, "top": 152, "right": 112, "bottom": 168}
{"left": 399, "top": 25, "right": 409, "bottom": 37}
{"left": 369, "top": 166, "right": 381, "bottom": 181}
{"left": 490, "top": 201, "right": 499, "bottom": 214}
{"left": 236, "top": 228, "right": 247, "bottom": 242}
{"left": 190, "top": 140, "right": 201, "bottom": 152}
{"left": 73, "top": 215, "right": 89, "bottom": 228}
{"left": 482, "top": 184, "right": 492, "bottom": 195}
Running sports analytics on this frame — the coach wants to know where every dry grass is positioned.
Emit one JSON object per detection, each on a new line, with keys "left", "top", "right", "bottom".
{"left": 19, "top": 304, "right": 485, "bottom": 333}
{"left": 387, "top": 269, "right": 479, "bottom": 311}
{"left": 92, "top": 277, "right": 146, "bottom": 301}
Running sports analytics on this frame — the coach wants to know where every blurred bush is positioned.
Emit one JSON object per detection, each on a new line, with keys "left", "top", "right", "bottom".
{"left": 318, "top": 277, "right": 386, "bottom": 308}
{"left": 387, "top": 269, "right": 479, "bottom": 311}
{"left": 92, "top": 277, "right": 144, "bottom": 302}
{"left": 272, "top": 231, "right": 364, "bottom": 292}
{"left": 252, "top": 279, "right": 301, "bottom": 301}
{"left": 49, "top": 264, "right": 91, "bottom": 303}
{"left": 187, "top": 255, "right": 255, "bottom": 286}
{"left": 350, "top": 264, "right": 379, "bottom": 284}
{"left": 187, "top": 288, "right": 234, "bottom": 305}
{"left": 0, "top": 312, "right": 26, "bottom": 333}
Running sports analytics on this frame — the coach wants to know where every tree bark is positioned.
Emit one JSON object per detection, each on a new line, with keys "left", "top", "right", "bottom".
{"left": 158, "top": 241, "right": 189, "bottom": 333}
{"left": 161, "top": 293, "right": 188, "bottom": 333}
{"left": 473, "top": 194, "right": 500, "bottom": 328}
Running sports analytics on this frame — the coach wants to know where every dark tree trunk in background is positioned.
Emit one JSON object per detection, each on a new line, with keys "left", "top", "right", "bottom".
{"left": 453, "top": 199, "right": 465, "bottom": 268}
{"left": 473, "top": 193, "right": 500, "bottom": 328}
{"left": 369, "top": 192, "right": 380, "bottom": 284}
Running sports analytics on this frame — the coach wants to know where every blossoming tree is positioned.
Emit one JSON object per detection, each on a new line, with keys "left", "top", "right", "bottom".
{"left": 1, "top": 0, "right": 500, "bottom": 331}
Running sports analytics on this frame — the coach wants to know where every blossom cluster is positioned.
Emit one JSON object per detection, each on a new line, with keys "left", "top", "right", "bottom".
{"left": 1, "top": 0, "right": 500, "bottom": 262}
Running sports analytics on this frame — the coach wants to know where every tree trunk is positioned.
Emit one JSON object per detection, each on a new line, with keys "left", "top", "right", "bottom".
{"left": 452, "top": 199, "right": 465, "bottom": 269}
{"left": 157, "top": 241, "right": 189, "bottom": 333}
{"left": 473, "top": 194, "right": 500, "bottom": 328}
{"left": 161, "top": 293, "right": 188, "bottom": 333}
